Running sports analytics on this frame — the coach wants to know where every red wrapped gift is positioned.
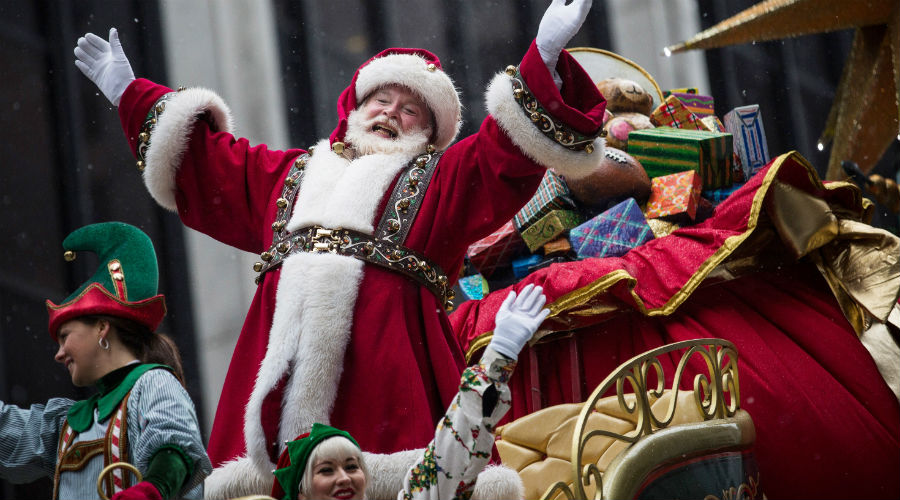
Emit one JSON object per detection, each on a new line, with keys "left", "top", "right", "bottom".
{"left": 466, "top": 220, "right": 527, "bottom": 277}
{"left": 650, "top": 95, "right": 703, "bottom": 130}
{"left": 645, "top": 170, "right": 702, "bottom": 221}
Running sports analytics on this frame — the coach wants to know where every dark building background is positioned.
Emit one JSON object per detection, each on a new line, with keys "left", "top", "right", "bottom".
{"left": 1, "top": 0, "right": 895, "bottom": 496}
{"left": 0, "top": 1, "right": 198, "bottom": 497}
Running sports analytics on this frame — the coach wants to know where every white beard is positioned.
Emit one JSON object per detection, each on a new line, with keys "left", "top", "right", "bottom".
{"left": 344, "top": 108, "right": 432, "bottom": 157}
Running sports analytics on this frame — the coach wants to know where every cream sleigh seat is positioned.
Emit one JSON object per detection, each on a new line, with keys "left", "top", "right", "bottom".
{"left": 495, "top": 339, "right": 761, "bottom": 500}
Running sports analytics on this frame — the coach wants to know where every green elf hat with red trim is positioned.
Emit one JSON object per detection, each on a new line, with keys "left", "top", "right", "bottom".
{"left": 271, "top": 423, "right": 361, "bottom": 500}
{"left": 46, "top": 222, "right": 167, "bottom": 340}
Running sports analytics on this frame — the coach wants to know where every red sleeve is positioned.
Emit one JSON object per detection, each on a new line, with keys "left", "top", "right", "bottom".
{"left": 118, "top": 79, "right": 303, "bottom": 254}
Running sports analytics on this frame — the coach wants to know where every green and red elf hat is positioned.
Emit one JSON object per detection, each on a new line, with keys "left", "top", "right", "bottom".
{"left": 271, "top": 423, "right": 361, "bottom": 500}
{"left": 46, "top": 222, "right": 167, "bottom": 339}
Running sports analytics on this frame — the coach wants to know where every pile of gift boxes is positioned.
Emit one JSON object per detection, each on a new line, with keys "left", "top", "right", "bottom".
{"left": 453, "top": 89, "right": 771, "bottom": 304}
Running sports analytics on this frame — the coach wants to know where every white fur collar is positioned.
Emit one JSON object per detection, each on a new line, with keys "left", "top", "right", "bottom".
{"left": 287, "top": 138, "right": 418, "bottom": 232}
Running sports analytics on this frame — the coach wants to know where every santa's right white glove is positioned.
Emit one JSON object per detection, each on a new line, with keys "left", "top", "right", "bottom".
{"left": 74, "top": 28, "right": 135, "bottom": 106}
{"left": 488, "top": 284, "right": 551, "bottom": 361}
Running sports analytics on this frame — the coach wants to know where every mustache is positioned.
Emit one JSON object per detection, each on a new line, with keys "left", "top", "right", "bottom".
{"left": 363, "top": 115, "right": 401, "bottom": 134}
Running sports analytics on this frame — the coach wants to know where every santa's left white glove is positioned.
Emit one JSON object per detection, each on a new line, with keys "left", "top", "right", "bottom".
{"left": 536, "top": 0, "right": 593, "bottom": 89}
{"left": 74, "top": 28, "right": 135, "bottom": 106}
{"left": 488, "top": 284, "right": 551, "bottom": 361}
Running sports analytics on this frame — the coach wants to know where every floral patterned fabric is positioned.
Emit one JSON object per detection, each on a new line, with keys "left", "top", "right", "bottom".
{"left": 400, "top": 349, "right": 515, "bottom": 500}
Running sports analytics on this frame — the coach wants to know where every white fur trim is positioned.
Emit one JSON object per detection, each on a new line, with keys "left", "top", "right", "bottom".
{"left": 485, "top": 72, "right": 605, "bottom": 180}
{"left": 472, "top": 464, "right": 526, "bottom": 500}
{"left": 362, "top": 449, "right": 423, "bottom": 499}
{"left": 203, "top": 456, "right": 271, "bottom": 499}
{"left": 356, "top": 53, "right": 461, "bottom": 151}
{"left": 286, "top": 139, "right": 414, "bottom": 232}
{"left": 244, "top": 138, "right": 416, "bottom": 477}
{"left": 143, "top": 87, "right": 234, "bottom": 211}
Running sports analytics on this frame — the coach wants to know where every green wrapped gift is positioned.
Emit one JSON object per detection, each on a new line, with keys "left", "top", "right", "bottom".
{"left": 519, "top": 209, "right": 582, "bottom": 252}
{"left": 628, "top": 127, "right": 733, "bottom": 190}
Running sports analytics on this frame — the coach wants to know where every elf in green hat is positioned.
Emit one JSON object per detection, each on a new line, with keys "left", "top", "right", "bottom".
{"left": 0, "top": 222, "right": 211, "bottom": 499}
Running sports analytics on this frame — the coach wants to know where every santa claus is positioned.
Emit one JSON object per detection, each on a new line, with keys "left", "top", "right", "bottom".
{"left": 74, "top": 0, "right": 607, "bottom": 496}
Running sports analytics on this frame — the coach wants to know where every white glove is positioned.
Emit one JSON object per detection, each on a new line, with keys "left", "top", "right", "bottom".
{"left": 489, "top": 284, "right": 551, "bottom": 361}
{"left": 74, "top": 28, "right": 135, "bottom": 106}
{"left": 536, "top": 0, "right": 593, "bottom": 89}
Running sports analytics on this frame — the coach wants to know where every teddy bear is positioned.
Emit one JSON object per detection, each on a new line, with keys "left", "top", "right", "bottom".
{"left": 596, "top": 77, "right": 655, "bottom": 151}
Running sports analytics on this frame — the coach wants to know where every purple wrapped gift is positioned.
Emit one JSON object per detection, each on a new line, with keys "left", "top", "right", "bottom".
{"left": 568, "top": 198, "right": 655, "bottom": 258}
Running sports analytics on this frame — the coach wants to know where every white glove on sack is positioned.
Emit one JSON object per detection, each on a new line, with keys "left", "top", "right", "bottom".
{"left": 74, "top": 28, "right": 135, "bottom": 106}
{"left": 536, "top": 0, "right": 593, "bottom": 89}
{"left": 489, "top": 284, "right": 551, "bottom": 361}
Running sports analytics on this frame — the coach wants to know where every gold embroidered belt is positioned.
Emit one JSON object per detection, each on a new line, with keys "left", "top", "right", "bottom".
{"left": 258, "top": 224, "right": 452, "bottom": 308}
{"left": 254, "top": 149, "right": 456, "bottom": 310}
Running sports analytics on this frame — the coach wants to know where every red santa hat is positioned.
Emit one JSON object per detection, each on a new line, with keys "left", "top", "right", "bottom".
{"left": 331, "top": 48, "right": 462, "bottom": 151}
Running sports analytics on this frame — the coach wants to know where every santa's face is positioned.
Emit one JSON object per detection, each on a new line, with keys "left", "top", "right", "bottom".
{"left": 359, "top": 85, "right": 432, "bottom": 139}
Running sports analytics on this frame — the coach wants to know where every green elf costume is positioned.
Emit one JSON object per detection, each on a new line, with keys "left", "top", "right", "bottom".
{"left": 0, "top": 222, "right": 211, "bottom": 499}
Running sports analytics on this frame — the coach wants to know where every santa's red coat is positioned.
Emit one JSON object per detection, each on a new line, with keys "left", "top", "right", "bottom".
{"left": 117, "top": 41, "right": 606, "bottom": 482}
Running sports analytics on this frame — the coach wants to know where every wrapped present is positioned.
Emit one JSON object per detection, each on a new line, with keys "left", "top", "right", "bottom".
{"left": 702, "top": 182, "right": 745, "bottom": 206}
{"left": 466, "top": 220, "right": 526, "bottom": 277}
{"left": 513, "top": 170, "right": 576, "bottom": 231}
{"left": 628, "top": 126, "right": 733, "bottom": 190}
{"left": 670, "top": 92, "right": 715, "bottom": 117}
{"left": 458, "top": 273, "right": 489, "bottom": 301}
{"left": 698, "top": 115, "right": 726, "bottom": 133}
{"left": 724, "top": 104, "right": 770, "bottom": 179}
{"left": 568, "top": 198, "right": 655, "bottom": 258}
{"left": 649, "top": 95, "right": 703, "bottom": 130}
{"left": 512, "top": 254, "right": 542, "bottom": 279}
{"left": 645, "top": 170, "right": 702, "bottom": 221}
{"left": 542, "top": 237, "right": 573, "bottom": 257}
{"left": 520, "top": 209, "right": 582, "bottom": 252}
{"left": 527, "top": 255, "right": 573, "bottom": 274}
{"left": 663, "top": 87, "right": 698, "bottom": 97}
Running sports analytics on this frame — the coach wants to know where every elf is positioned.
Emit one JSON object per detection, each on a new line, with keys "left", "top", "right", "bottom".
{"left": 0, "top": 222, "right": 211, "bottom": 499}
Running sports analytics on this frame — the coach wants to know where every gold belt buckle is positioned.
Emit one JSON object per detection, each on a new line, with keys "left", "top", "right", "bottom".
{"left": 312, "top": 227, "right": 341, "bottom": 253}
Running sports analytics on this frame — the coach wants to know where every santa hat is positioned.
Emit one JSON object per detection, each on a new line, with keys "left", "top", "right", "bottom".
{"left": 271, "top": 423, "right": 361, "bottom": 500}
{"left": 46, "top": 222, "right": 166, "bottom": 339}
{"left": 332, "top": 48, "right": 462, "bottom": 151}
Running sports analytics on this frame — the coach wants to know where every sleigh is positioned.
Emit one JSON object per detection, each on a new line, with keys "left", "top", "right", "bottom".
{"left": 452, "top": 152, "right": 900, "bottom": 499}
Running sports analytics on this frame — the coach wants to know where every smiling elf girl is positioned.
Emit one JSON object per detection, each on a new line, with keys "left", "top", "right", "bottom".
{"left": 0, "top": 222, "right": 211, "bottom": 499}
